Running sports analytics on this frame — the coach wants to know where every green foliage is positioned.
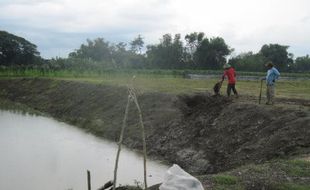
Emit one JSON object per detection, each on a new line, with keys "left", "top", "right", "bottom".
{"left": 211, "top": 175, "right": 243, "bottom": 190}
{"left": 229, "top": 52, "right": 266, "bottom": 72}
{"left": 203, "top": 159, "right": 310, "bottom": 190}
{"left": 69, "top": 38, "right": 112, "bottom": 62}
{"left": 184, "top": 32, "right": 232, "bottom": 69}
{"left": 184, "top": 32, "right": 205, "bottom": 64}
{"left": 213, "top": 175, "right": 238, "bottom": 185}
{"left": 146, "top": 32, "right": 231, "bottom": 70}
{"left": 1, "top": 30, "right": 310, "bottom": 73}
{"left": 0, "top": 30, "right": 41, "bottom": 66}
{"left": 228, "top": 44, "right": 310, "bottom": 73}
{"left": 291, "top": 55, "right": 310, "bottom": 72}
{"left": 272, "top": 183, "right": 310, "bottom": 190}
{"left": 130, "top": 34, "right": 144, "bottom": 54}
{"left": 195, "top": 37, "right": 231, "bottom": 69}
{"left": 259, "top": 43, "right": 293, "bottom": 71}
{"left": 280, "top": 160, "right": 310, "bottom": 177}
{"left": 146, "top": 33, "right": 185, "bottom": 69}
{"left": 68, "top": 38, "right": 145, "bottom": 69}
{"left": 121, "top": 185, "right": 142, "bottom": 190}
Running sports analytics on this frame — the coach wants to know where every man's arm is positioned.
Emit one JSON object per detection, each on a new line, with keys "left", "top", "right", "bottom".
{"left": 221, "top": 71, "right": 227, "bottom": 81}
{"left": 274, "top": 68, "right": 280, "bottom": 79}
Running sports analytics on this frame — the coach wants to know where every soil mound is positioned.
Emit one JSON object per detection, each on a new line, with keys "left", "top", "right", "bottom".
{"left": 163, "top": 93, "right": 309, "bottom": 174}
{"left": 0, "top": 78, "right": 309, "bottom": 175}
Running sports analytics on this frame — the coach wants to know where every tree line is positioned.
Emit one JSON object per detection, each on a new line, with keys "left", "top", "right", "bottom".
{"left": 0, "top": 30, "right": 309, "bottom": 72}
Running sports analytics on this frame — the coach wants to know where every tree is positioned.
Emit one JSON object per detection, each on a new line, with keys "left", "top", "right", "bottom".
{"left": 291, "top": 55, "right": 310, "bottom": 72}
{"left": 111, "top": 42, "right": 129, "bottom": 68}
{"left": 0, "top": 30, "right": 40, "bottom": 66}
{"left": 146, "top": 33, "right": 184, "bottom": 69}
{"left": 259, "top": 44, "right": 292, "bottom": 71}
{"left": 68, "top": 37, "right": 147, "bottom": 69}
{"left": 228, "top": 52, "right": 266, "bottom": 72}
{"left": 130, "top": 34, "right": 144, "bottom": 54}
{"left": 194, "top": 37, "right": 231, "bottom": 69}
{"left": 172, "top": 34, "right": 184, "bottom": 68}
{"left": 111, "top": 42, "right": 145, "bottom": 68}
{"left": 69, "top": 38, "right": 112, "bottom": 62}
{"left": 184, "top": 32, "right": 205, "bottom": 64}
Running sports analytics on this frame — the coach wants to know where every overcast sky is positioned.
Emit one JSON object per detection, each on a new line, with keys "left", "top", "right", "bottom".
{"left": 1, "top": 0, "right": 310, "bottom": 58}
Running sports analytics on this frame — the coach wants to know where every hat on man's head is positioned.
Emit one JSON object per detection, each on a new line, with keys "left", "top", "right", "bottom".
{"left": 223, "top": 63, "right": 231, "bottom": 69}
{"left": 265, "top": 61, "right": 274, "bottom": 68}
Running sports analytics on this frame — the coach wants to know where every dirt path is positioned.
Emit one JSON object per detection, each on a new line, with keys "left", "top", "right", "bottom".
{"left": 0, "top": 78, "right": 309, "bottom": 175}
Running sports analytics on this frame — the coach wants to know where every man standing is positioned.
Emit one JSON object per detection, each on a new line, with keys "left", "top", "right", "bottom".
{"left": 222, "top": 63, "right": 238, "bottom": 97}
{"left": 261, "top": 62, "right": 280, "bottom": 105}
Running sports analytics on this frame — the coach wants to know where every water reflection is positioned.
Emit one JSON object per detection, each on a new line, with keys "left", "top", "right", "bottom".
{"left": 0, "top": 110, "right": 168, "bottom": 190}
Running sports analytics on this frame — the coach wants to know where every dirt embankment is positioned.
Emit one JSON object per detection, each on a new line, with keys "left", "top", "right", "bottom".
{"left": 0, "top": 78, "right": 309, "bottom": 175}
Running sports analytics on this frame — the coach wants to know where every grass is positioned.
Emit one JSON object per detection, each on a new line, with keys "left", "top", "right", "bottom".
{"left": 212, "top": 175, "right": 238, "bottom": 185}
{"left": 273, "top": 183, "right": 310, "bottom": 190}
{"left": 1, "top": 68, "right": 310, "bottom": 78}
{"left": 198, "top": 158, "right": 310, "bottom": 190}
{"left": 278, "top": 160, "right": 310, "bottom": 177}
{"left": 1, "top": 71, "right": 310, "bottom": 100}
{"left": 1, "top": 68, "right": 310, "bottom": 100}
{"left": 0, "top": 97, "right": 42, "bottom": 115}
{"left": 53, "top": 75, "right": 310, "bottom": 100}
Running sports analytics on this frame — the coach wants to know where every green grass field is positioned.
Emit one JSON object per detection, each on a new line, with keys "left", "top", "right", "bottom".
{"left": 48, "top": 75, "right": 310, "bottom": 100}
{"left": 1, "top": 69, "right": 309, "bottom": 100}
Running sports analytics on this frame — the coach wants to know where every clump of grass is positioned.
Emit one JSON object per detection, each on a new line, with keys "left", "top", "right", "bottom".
{"left": 212, "top": 174, "right": 238, "bottom": 185}
{"left": 210, "top": 174, "right": 243, "bottom": 190}
{"left": 201, "top": 159, "right": 310, "bottom": 190}
{"left": 278, "top": 160, "right": 310, "bottom": 177}
{"left": 272, "top": 183, "right": 310, "bottom": 190}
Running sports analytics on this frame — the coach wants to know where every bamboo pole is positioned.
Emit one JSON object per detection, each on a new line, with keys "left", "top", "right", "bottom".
{"left": 112, "top": 93, "right": 131, "bottom": 190}
{"left": 112, "top": 75, "right": 148, "bottom": 190}
{"left": 129, "top": 89, "right": 148, "bottom": 190}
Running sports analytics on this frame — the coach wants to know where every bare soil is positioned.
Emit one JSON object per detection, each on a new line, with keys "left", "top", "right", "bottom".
{"left": 0, "top": 78, "right": 309, "bottom": 175}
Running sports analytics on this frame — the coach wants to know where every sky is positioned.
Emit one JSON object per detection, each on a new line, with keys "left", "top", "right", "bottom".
{"left": 0, "top": 0, "right": 310, "bottom": 59}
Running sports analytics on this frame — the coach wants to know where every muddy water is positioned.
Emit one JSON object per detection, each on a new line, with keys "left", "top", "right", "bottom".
{"left": 0, "top": 110, "right": 168, "bottom": 190}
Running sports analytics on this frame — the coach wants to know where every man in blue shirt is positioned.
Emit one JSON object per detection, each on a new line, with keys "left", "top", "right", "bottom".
{"left": 261, "top": 62, "right": 280, "bottom": 105}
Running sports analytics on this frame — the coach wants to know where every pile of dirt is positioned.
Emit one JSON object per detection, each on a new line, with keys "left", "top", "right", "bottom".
{"left": 178, "top": 97, "right": 309, "bottom": 173}
{"left": 0, "top": 78, "right": 309, "bottom": 175}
